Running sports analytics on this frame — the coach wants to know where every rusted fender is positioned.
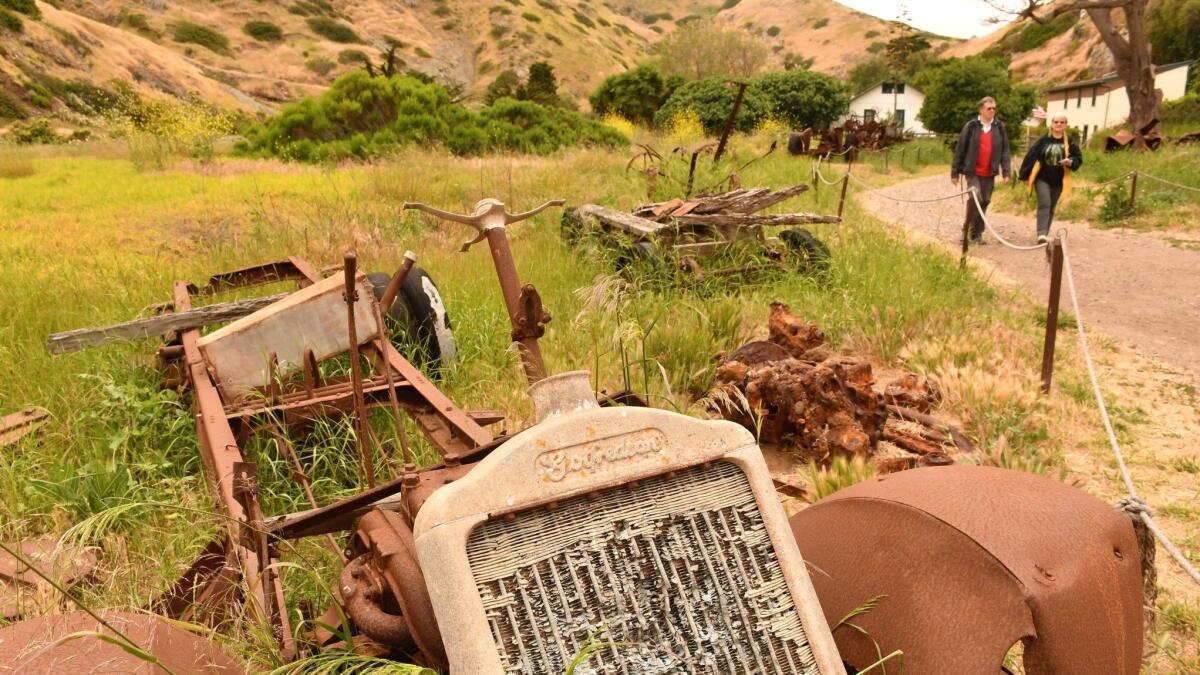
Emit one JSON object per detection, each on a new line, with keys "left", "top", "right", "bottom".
{"left": 790, "top": 465, "right": 1143, "bottom": 675}
{"left": 0, "top": 610, "right": 244, "bottom": 673}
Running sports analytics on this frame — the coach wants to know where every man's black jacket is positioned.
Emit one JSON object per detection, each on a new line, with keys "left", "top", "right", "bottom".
{"left": 951, "top": 117, "right": 1012, "bottom": 180}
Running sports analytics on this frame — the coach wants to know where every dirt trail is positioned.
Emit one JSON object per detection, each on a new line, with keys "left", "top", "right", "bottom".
{"left": 859, "top": 173, "right": 1200, "bottom": 620}
{"left": 858, "top": 174, "right": 1200, "bottom": 380}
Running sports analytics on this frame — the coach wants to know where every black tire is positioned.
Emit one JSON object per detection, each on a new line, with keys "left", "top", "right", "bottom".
{"left": 787, "top": 131, "right": 806, "bottom": 155}
{"left": 614, "top": 240, "right": 660, "bottom": 274}
{"left": 367, "top": 267, "right": 457, "bottom": 374}
{"left": 781, "top": 228, "right": 831, "bottom": 274}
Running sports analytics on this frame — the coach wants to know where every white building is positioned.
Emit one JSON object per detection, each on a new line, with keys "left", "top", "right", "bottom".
{"left": 841, "top": 81, "right": 929, "bottom": 135}
{"left": 1044, "top": 60, "right": 1193, "bottom": 143}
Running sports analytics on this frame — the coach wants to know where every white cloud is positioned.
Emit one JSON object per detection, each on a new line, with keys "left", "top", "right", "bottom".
{"left": 835, "top": 0, "right": 1016, "bottom": 39}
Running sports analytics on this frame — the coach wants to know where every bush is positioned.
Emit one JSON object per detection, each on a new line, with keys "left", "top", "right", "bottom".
{"left": 654, "top": 76, "right": 771, "bottom": 135}
{"left": 9, "top": 119, "right": 64, "bottom": 145}
{"left": 1162, "top": 93, "right": 1200, "bottom": 125}
{"left": 239, "top": 71, "right": 626, "bottom": 161}
{"left": 0, "top": 8, "right": 22, "bottom": 32}
{"left": 812, "top": 17, "right": 829, "bottom": 29}
{"left": 121, "top": 11, "right": 157, "bottom": 37}
{"left": 174, "top": 21, "right": 230, "bottom": 54}
{"left": 306, "top": 57, "right": 336, "bottom": 75}
{"left": 1099, "top": 184, "right": 1137, "bottom": 222}
{"left": 307, "top": 16, "right": 361, "bottom": 43}
{"left": 0, "top": 0, "right": 38, "bottom": 18}
{"left": 0, "top": 87, "right": 26, "bottom": 119}
{"left": 244, "top": 20, "right": 283, "bottom": 42}
{"left": 338, "top": 49, "right": 369, "bottom": 65}
{"left": 30, "top": 75, "right": 119, "bottom": 115}
{"left": 655, "top": 19, "right": 769, "bottom": 80}
{"left": 750, "top": 70, "right": 847, "bottom": 129}
{"left": 766, "top": 26, "right": 781, "bottom": 37}
{"left": 588, "top": 65, "right": 681, "bottom": 127}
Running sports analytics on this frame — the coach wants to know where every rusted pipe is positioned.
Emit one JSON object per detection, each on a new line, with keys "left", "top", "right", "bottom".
{"left": 339, "top": 556, "right": 411, "bottom": 647}
{"left": 378, "top": 251, "right": 417, "bottom": 316}
{"left": 484, "top": 228, "right": 547, "bottom": 382}
{"left": 344, "top": 252, "right": 377, "bottom": 488}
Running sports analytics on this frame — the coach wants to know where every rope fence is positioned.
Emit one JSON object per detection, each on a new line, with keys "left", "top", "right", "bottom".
{"left": 825, "top": 162, "right": 1200, "bottom": 590}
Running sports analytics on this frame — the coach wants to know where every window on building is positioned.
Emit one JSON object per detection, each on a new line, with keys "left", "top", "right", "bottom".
{"left": 864, "top": 109, "right": 876, "bottom": 123}
{"left": 881, "top": 82, "right": 905, "bottom": 94}
{"left": 1076, "top": 89, "right": 1082, "bottom": 107}
{"left": 1091, "top": 86, "right": 1097, "bottom": 106}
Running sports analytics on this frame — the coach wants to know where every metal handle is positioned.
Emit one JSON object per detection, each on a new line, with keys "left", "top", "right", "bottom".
{"left": 403, "top": 198, "right": 565, "bottom": 252}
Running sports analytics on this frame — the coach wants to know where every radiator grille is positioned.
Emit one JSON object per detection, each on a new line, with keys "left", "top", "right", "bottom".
{"left": 466, "top": 461, "right": 819, "bottom": 674}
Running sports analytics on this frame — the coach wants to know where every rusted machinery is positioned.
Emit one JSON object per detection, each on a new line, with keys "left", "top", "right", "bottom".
{"left": 789, "top": 116, "right": 903, "bottom": 160}
{"left": 12, "top": 194, "right": 1150, "bottom": 673}
{"left": 563, "top": 184, "right": 838, "bottom": 282}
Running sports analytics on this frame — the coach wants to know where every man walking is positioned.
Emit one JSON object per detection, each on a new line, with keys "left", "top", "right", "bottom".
{"left": 951, "top": 96, "right": 1011, "bottom": 244}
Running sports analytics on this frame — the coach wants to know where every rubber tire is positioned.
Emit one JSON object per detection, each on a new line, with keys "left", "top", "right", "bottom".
{"left": 614, "top": 240, "right": 660, "bottom": 274}
{"left": 560, "top": 207, "right": 584, "bottom": 247}
{"left": 367, "top": 267, "right": 457, "bottom": 374}
{"left": 781, "top": 228, "right": 831, "bottom": 274}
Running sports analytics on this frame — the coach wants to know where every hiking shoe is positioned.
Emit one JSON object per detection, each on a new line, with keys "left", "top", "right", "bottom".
{"left": 1037, "top": 234, "right": 1048, "bottom": 244}
{"left": 970, "top": 237, "right": 986, "bottom": 246}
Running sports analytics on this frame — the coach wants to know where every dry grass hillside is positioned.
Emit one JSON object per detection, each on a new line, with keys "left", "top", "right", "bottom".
{"left": 0, "top": 0, "right": 945, "bottom": 116}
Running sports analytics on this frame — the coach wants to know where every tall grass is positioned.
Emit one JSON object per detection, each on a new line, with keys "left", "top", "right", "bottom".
{"left": 0, "top": 134, "right": 1094, "bottom": 668}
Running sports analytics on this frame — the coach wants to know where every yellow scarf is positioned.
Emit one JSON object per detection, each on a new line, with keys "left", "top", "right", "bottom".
{"left": 1027, "top": 133, "right": 1072, "bottom": 200}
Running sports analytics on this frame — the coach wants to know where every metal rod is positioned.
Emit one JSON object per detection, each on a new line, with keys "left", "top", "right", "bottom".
{"left": 343, "top": 252, "right": 377, "bottom": 488}
{"left": 714, "top": 81, "right": 748, "bottom": 163}
{"left": 960, "top": 209, "right": 970, "bottom": 270}
{"left": 485, "top": 229, "right": 548, "bottom": 383}
{"left": 837, "top": 172, "right": 850, "bottom": 219}
{"left": 373, "top": 298, "right": 416, "bottom": 471}
{"left": 1129, "top": 170, "right": 1138, "bottom": 210}
{"left": 378, "top": 251, "right": 417, "bottom": 316}
{"left": 1041, "top": 238, "right": 1065, "bottom": 393}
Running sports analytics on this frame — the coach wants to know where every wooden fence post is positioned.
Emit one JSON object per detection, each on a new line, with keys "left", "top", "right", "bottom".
{"left": 837, "top": 172, "right": 850, "bottom": 219}
{"left": 1040, "top": 237, "right": 1065, "bottom": 393}
{"left": 1129, "top": 170, "right": 1139, "bottom": 210}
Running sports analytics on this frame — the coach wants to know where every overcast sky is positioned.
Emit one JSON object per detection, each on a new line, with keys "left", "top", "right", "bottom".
{"left": 836, "top": 0, "right": 1017, "bottom": 39}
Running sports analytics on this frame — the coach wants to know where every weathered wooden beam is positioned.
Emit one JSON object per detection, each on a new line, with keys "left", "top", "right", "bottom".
{"left": 576, "top": 204, "right": 668, "bottom": 237}
{"left": 672, "top": 213, "right": 841, "bottom": 227}
{"left": 728, "top": 183, "right": 810, "bottom": 214}
{"left": 46, "top": 293, "right": 288, "bottom": 355}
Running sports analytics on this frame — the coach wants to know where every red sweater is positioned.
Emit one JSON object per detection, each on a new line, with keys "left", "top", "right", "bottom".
{"left": 975, "top": 127, "right": 993, "bottom": 177}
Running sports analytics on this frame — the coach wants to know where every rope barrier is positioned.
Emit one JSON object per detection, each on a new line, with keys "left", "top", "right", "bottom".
{"left": 841, "top": 171, "right": 1200, "bottom": 588}
{"left": 1136, "top": 170, "right": 1200, "bottom": 194}
{"left": 1082, "top": 171, "right": 1136, "bottom": 189}
{"left": 1059, "top": 232, "right": 1200, "bottom": 588}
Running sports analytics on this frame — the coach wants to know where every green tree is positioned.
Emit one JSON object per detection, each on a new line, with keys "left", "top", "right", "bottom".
{"left": 524, "top": 61, "right": 558, "bottom": 105}
{"left": 654, "top": 76, "right": 771, "bottom": 135}
{"left": 653, "top": 19, "right": 769, "bottom": 80}
{"left": 914, "top": 56, "right": 1036, "bottom": 136}
{"left": 1147, "top": 0, "right": 1200, "bottom": 66}
{"left": 486, "top": 70, "right": 521, "bottom": 104}
{"left": 846, "top": 55, "right": 890, "bottom": 95}
{"left": 588, "top": 65, "right": 681, "bottom": 125}
{"left": 750, "top": 70, "right": 847, "bottom": 129}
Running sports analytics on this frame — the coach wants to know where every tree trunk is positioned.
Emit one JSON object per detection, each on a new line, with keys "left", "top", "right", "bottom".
{"left": 1087, "top": 2, "right": 1162, "bottom": 146}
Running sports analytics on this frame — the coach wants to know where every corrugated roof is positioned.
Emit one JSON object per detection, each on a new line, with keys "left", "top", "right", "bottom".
{"left": 1045, "top": 60, "right": 1193, "bottom": 93}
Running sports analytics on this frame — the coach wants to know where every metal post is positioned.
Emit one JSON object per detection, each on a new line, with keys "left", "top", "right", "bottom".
{"left": 343, "top": 252, "right": 377, "bottom": 488}
{"left": 714, "top": 81, "right": 749, "bottom": 163}
{"left": 837, "top": 172, "right": 850, "bottom": 219}
{"left": 960, "top": 210, "right": 970, "bottom": 269}
{"left": 1040, "top": 238, "right": 1065, "bottom": 393}
{"left": 1129, "top": 171, "right": 1138, "bottom": 210}
{"left": 378, "top": 251, "right": 417, "bottom": 316}
{"left": 485, "top": 228, "right": 548, "bottom": 383}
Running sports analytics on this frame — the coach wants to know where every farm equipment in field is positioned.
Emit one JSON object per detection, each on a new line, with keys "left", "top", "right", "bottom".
{"left": 563, "top": 183, "right": 839, "bottom": 283}
{"left": 12, "top": 197, "right": 1150, "bottom": 674}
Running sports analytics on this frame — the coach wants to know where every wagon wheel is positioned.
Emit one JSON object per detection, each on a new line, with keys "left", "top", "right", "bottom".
{"left": 614, "top": 240, "right": 660, "bottom": 276}
{"left": 781, "top": 228, "right": 831, "bottom": 274}
{"left": 368, "top": 267, "right": 457, "bottom": 376}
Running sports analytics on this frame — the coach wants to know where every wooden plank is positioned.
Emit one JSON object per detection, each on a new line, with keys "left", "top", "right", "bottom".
{"left": 729, "top": 183, "right": 810, "bottom": 214}
{"left": 198, "top": 273, "right": 380, "bottom": 397}
{"left": 672, "top": 213, "right": 841, "bottom": 227}
{"left": 45, "top": 294, "right": 289, "bottom": 355}
{"left": 0, "top": 407, "right": 49, "bottom": 447}
{"left": 577, "top": 204, "right": 668, "bottom": 237}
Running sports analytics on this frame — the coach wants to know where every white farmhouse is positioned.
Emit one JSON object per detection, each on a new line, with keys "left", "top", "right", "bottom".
{"left": 1044, "top": 60, "right": 1193, "bottom": 142}
{"left": 841, "top": 81, "right": 929, "bottom": 135}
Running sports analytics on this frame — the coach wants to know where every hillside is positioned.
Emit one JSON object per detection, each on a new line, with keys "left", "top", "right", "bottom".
{"left": 0, "top": 0, "right": 950, "bottom": 118}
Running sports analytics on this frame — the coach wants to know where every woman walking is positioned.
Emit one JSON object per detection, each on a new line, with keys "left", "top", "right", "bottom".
{"left": 1018, "top": 114, "right": 1083, "bottom": 243}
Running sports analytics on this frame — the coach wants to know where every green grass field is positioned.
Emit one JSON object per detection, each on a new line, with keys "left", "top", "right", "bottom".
{"left": 1, "top": 134, "right": 1196, "bottom": 671}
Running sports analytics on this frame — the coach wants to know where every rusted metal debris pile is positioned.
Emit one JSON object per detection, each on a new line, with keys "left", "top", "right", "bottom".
{"left": 788, "top": 115, "right": 902, "bottom": 160}
{"left": 712, "top": 302, "right": 970, "bottom": 472}
{"left": 1103, "top": 118, "right": 1164, "bottom": 151}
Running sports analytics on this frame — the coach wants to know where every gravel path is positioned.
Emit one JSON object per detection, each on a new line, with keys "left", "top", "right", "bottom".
{"left": 857, "top": 174, "right": 1200, "bottom": 380}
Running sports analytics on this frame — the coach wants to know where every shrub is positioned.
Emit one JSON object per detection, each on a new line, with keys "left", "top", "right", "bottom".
{"left": 0, "top": 8, "right": 22, "bottom": 32}
{"left": 244, "top": 20, "right": 283, "bottom": 42}
{"left": 573, "top": 11, "right": 594, "bottom": 28}
{"left": 306, "top": 57, "right": 337, "bottom": 75}
{"left": 0, "top": 0, "right": 38, "bottom": 18}
{"left": 338, "top": 49, "right": 369, "bottom": 65}
{"left": 414, "top": 46, "right": 431, "bottom": 58}
{"left": 174, "top": 21, "right": 230, "bottom": 54}
{"left": 0, "top": 87, "right": 26, "bottom": 119}
{"left": 766, "top": 26, "right": 781, "bottom": 37}
{"left": 588, "top": 65, "right": 681, "bottom": 127}
{"left": 238, "top": 71, "right": 626, "bottom": 161}
{"left": 1099, "top": 184, "right": 1137, "bottom": 222}
{"left": 486, "top": 69, "right": 521, "bottom": 104}
{"left": 307, "top": 16, "right": 361, "bottom": 43}
{"left": 719, "top": 0, "right": 742, "bottom": 10}
{"left": 30, "top": 75, "right": 119, "bottom": 115}
{"left": 654, "top": 76, "right": 771, "bottom": 135}
{"left": 522, "top": 12, "right": 540, "bottom": 22}
{"left": 1162, "top": 93, "right": 1200, "bottom": 125}
{"left": 9, "top": 119, "right": 65, "bottom": 145}
{"left": 122, "top": 11, "right": 157, "bottom": 37}
{"left": 750, "top": 70, "right": 848, "bottom": 129}
{"left": 812, "top": 17, "right": 829, "bottom": 29}
{"left": 655, "top": 19, "right": 768, "bottom": 80}
{"left": 110, "top": 91, "right": 236, "bottom": 169}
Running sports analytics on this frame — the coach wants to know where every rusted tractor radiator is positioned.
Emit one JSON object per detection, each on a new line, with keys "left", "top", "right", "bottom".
{"left": 414, "top": 372, "right": 844, "bottom": 674}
